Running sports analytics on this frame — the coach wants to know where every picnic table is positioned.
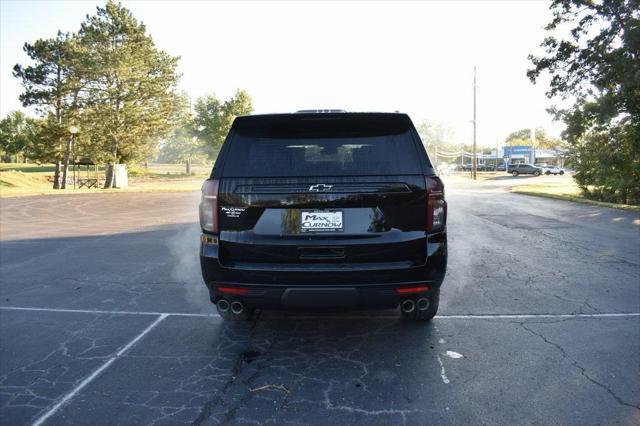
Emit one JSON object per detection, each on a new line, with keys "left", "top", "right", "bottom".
{"left": 78, "top": 178, "right": 99, "bottom": 188}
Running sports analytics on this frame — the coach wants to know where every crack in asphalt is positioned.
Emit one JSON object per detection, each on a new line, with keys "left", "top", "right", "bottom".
{"left": 191, "top": 312, "right": 265, "bottom": 426}
{"left": 519, "top": 323, "right": 640, "bottom": 411}
{"left": 192, "top": 318, "right": 426, "bottom": 425}
{"left": 322, "top": 379, "right": 420, "bottom": 425}
{"left": 0, "top": 313, "right": 120, "bottom": 416}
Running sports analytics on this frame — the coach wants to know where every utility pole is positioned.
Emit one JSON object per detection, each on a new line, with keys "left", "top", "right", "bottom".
{"left": 472, "top": 66, "right": 478, "bottom": 180}
{"left": 531, "top": 127, "right": 536, "bottom": 165}
{"left": 496, "top": 137, "right": 500, "bottom": 172}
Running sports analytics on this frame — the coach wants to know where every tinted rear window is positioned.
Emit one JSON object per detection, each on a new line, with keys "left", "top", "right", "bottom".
{"left": 220, "top": 114, "right": 426, "bottom": 177}
{"left": 222, "top": 132, "right": 424, "bottom": 177}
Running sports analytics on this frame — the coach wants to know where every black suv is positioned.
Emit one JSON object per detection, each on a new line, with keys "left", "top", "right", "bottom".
{"left": 199, "top": 112, "right": 447, "bottom": 321}
{"left": 507, "top": 163, "right": 543, "bottom": 176}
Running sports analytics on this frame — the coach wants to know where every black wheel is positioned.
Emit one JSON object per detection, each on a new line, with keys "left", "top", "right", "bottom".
{"left": 559, "top": 171, "right": 564, "bottom": 175}
{"left": 545, "top": 171, "right": 551, "bottom": 175}
{"left": 533, "top": 171, "right": 540, "bottom": 176}
{"left": 401, "top": 290, "right": 440, "bottom": 321}
{"left": 512, "top": 171, "right": 518, "bottom": 176}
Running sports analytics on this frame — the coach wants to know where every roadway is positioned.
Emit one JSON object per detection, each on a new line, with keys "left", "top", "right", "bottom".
{"left": 1, "top": 177, "right": 638, "bottom": 425}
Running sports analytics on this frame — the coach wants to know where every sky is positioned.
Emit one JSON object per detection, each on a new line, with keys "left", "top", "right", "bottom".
{"left": 0, "top": 0, "right": 563, "bottom": 147}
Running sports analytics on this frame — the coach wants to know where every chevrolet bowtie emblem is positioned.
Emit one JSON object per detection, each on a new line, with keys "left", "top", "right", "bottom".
{"left": 309, "top": 184, "right": 333, "bottom": 192}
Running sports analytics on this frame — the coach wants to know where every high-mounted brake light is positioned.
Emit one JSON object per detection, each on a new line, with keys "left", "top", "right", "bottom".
{"left": 199, "top": 179, "right": 220, "bottom": 233}
{"left": 425, "top": 176, "right": 446, "bottom": 232}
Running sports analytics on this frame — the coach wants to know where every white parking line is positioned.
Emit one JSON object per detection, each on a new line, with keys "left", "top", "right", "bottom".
{"left": 436, "top": 313, "right": 640, "bottom": 319}
{"left": 32, "top": 314, "right": 168, "bottom": 426}
{"left": 284, "top": 313, "right": 640, "bottom": 320}
{"left": 437, "top": 355, "right": 450, "bottom": 384}
{"left": 1, "top": 306, "right": 638, "bottom": 320}
{"left": 0, "top": 306, "right": 218, "bottom": 317}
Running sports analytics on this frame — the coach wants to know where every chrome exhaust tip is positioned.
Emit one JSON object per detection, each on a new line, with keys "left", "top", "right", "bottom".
{"left": 230, "top": 301, "right": 244, "bottom": 315}
{"left": 217, "top": 299, "right": 230, "bottom": 313}
{"left": 416, "top": 297, "right": 430, "bottom": 311}
{"left": 401, "top": 299, "right": 415, "bottom": 313}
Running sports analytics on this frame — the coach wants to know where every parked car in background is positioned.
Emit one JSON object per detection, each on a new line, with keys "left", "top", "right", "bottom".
{"left": 496, "top": 163, "right": 506, "bottom": 171}
{"left": 507, "top": 164, "right": 543, "bottom": 176}
{"left": 544, "top": 166, "right": 565, "bottom": 175}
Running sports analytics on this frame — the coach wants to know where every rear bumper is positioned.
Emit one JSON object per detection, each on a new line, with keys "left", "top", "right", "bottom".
{"left": 199, "top": 231, "right": 447, "bottom": 310}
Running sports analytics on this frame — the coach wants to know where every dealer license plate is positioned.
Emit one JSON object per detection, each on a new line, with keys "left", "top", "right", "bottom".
{"left": 300, "top": 211, "right": 343, "bottom": 232}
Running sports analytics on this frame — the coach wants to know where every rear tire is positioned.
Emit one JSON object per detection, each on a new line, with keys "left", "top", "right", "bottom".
{"left": 559, "top": 171, "right": 565, "bottom": 175}
{"left": 545, "top": 171, "right": 551, "bottom": 175}
{"left": 401, "top": 290, "right": 440, "bottom": 321}
{"left": 512, "top": 171, "right": 518, "bottom": 176}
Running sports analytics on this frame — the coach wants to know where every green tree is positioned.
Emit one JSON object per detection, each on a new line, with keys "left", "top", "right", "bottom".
{"left": 416, "top": 120, "right": 461, "bottom": 165}
{"left": 0, "top": 112, "right": 53, "bottom": 164}
{"left": 528, "top": 0, "right": 639, "bottom": 204}
{"left": 157, "top": 125, "right": 205, "bottom": 172}
{"left": 417, "top": 121, "right": 456, "bottom": 150}
{"left": 77, "top": 0, "right": 182, "bottom": 188}
{"left": 0, "top": 112, "right": 29, "bottom": 162}
{"left": 13, "top": 32, "right": 83, "bottom": 188}
{"left": 27, "top": 114, "right": 61, "bottom": 163}
{"left": 192, "top": 90, "right": 253, "bottom": 160}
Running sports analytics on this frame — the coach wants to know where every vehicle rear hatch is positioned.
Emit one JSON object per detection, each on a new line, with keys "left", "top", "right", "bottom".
{"left": 214, "top": 113, "right": 432, "bottom": 271}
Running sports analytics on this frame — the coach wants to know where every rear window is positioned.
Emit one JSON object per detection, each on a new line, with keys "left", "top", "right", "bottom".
{"left": 220, "top": 114, "right": 426, "bottom": 177}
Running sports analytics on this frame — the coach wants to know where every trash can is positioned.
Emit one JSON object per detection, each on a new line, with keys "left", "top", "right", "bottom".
{"left": 113, "top": 164, "right": 128, "bottom": 188}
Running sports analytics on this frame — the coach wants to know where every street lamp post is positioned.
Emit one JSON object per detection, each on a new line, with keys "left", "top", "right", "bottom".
{"left": 61, "top": 126, "right": 79, "bottom": 190}
{"left": 69, "top": 126, "right": 78, "bottom": 189}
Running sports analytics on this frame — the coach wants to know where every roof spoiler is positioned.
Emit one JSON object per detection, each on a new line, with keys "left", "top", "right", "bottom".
{"left": 295, "top": 109, "right": 347, "bottom": 113}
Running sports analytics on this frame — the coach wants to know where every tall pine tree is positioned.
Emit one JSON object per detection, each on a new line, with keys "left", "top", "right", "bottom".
{"left": 78, "top": 1, "right": 181, "bottom": 188}
{"left": 13, "top": 32, "right": 82, "bottom": 188}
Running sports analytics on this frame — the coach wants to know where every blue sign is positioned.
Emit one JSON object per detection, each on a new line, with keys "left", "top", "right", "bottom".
{"left": 503, "top": 145, "right": 532, "bottom": 157}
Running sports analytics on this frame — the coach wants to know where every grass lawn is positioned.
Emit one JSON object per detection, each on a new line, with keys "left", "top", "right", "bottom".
{"left": 0, "top": 163, "right": 208, "bottom": 197}
{"left": 0, "top": 164, "right": 58, "bottom": 173}
{"left": 510, "top": 180, "right": 640, "bottom": 212}
{"left": 0, "top": 171, "right": 53, "bottom": 196}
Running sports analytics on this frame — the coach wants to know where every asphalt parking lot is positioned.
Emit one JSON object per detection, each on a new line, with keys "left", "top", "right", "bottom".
{"left": 1, "top": 178, "right": 639, "bottom": 426}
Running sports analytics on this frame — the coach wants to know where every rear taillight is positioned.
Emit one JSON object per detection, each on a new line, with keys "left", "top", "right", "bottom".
{"left": 395, "top": 286, "right": 430, "bottom": 295}
{"left": 425, "top": 176, "right": 446, "bottom": 232}
{"left": 217, "top": 286, "right": 249, "bottom": 295}
{"left": 199, "top": 179, "right": 219, "bottom": 233}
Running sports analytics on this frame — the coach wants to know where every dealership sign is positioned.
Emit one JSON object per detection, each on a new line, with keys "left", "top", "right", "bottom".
{"left": 503, "top": 146, "right": 532, "bottom": 157}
